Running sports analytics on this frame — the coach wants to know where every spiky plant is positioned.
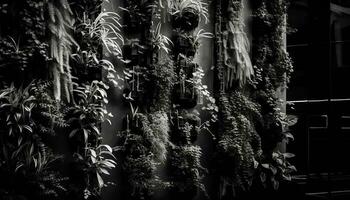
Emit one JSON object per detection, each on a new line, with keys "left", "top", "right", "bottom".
{"left": 152, "top": 23, "right": 173, "bottom": 54}
{"left": 170, "top": 0, "right": 209, "bottom": 24}
{"left": 81, "top": 11, "right": 124, "bottom": 56}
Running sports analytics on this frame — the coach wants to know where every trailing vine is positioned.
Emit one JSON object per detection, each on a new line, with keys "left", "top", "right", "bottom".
{"left": 165, "top": 0, "right": 216, "bottom": 199}
{"left": 47, "top": 0, "right": 77, "bottom": 103}
{"left": 251, "top": 0, "right": 296, "bottom": 190}
{"left": 222, "top": 0, "right": 254, "bottom": 89}
{"left": 253, "top": 0, "right": 293, "bottom": 89}
{"left": 65, "top": 1, "right": 122, "bottom": 199}
{"left": 214, "top": 1, "right": 262, "bottom": 198}
{"left": 214, "top": 0, "right": 296, "bottom": 198}
{"left": 117, "top": 1, "right": 174, "bottom": 199}
{"left": 216, "top": 91, "right": 262, "bottom": 197}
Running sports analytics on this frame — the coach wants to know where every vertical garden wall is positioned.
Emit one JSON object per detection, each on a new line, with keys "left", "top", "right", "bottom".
{"left": 0, "top": 0, "right": 296, "bottom": 200}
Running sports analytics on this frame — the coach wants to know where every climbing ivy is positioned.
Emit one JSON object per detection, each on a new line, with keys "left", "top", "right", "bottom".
{"left": 214, "top": 0, "right": 296, "bottom": 198}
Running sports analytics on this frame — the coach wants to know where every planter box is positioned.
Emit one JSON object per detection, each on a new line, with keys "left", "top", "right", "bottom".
{"left": 172, "top": 8, "right": 200, "bottom": 31}
{"left": 173, "top": 34, "right": 197, "bottom": 58}
{"left": 172, "top": 112, "right": 201, "bottom": 144}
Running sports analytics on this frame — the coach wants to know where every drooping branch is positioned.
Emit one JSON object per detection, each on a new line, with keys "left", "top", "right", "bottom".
{"left": 222, "top": 0, "right": 254, "bottom": 90}
{"left": 47, "top": 0, "right": 77, "bottom": 103}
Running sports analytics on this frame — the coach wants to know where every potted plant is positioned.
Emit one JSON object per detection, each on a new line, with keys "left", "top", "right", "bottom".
{"left": 119, "top": 1, "right": 154, "bottom": 33}
{"left": 122, "top": 65, "right": 148, "bottom": 106}
{"left": 173, "top": 56, "right": 199, "bottom": 108}
{"left": 167, "top": 145, "right": 206, "bottom": 200}
{"left": 170, "top": 0, "right": 209, "bottom": 31}
{"left": 122, "top": 39, "right": 145, "bottom": 66}
{"left": 171, "top": 110, "right": 201, "bottom": 144}
{"left": 173, "top": 29, "right": 213, "bottom": 57}
{"left": 152, "top": 23, "right": 173, "bottom": 54}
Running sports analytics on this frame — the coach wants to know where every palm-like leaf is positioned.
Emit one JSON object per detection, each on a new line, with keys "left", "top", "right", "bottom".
{"left": 152, "top": 23, "right": 173, "bottom": 53}
{"left": 83, "top": 12, "right": 124, "bottom": 56}
{"left": 170, "top": 0, "right": 209, "bottom": 23}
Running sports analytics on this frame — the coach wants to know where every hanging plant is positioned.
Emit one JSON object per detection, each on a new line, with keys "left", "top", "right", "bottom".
{"left": 71, "top": 144, "right": 116, "bottom": 199}
{"left": 67, "top": 81, "right": 112, "bottom": 149}
{"left": 251, "top": 0, "right": 295, "bottom": 151}
{"left": 66, "top": 81, "right": 117, "bottom": 200}
{"left": 169, "top": 0, "right": 209, "bottom": 31}
{"left": 167, "top": 108, "right": 207, "bottom": 199}
{"left": 166, "top": 0, "right": 217, "bottom": 198}
{"left": 117, "top": 108, "right": 171, "bottom": 200}
{"left": 253, "top": 0, "right": 293, "bottom": 89}
{"left": 250, "top": 0, "right": 296, "bottom": 193}
{"left": 119, "top": 0, "right": 157, "bottom": 33}
{"left": 173, "top": 56, "right": 199, "bottom": 108}
{"left": 79, "top": 12, "right": 124, "bottom": 57}
{"left": 46, "top": 0, "right": 78, "bottom": 103}
{"left": 118, "top": 1, "right": 175, "bottom": 199}
{"left": 152, "top": 23, "right": 173, "bottom": 54}
{"left": 222, "top": 0, "right": 254, "bottom": 90}
{"left": 215, "top": 91, "right": 263, "bottom": 197}
{"left": 65, "top": 2, "right": 123, "bottom": 198}
{"left": 71, "top": 9, "right": 125, "bottom": 89}
{"left": 173, "top": 29, "right": 213, "bottom": 58}
{"left": 148, "top": 57, "right": 176, "bottom": 112}
{"left": 167, "top": 144, "right": 207, "bottom": 199}
{"left": 213, "top": 0, "right": 296, "bottom": 197}
{"left": 171, "top": 109, "right": 201, "bottom": 144}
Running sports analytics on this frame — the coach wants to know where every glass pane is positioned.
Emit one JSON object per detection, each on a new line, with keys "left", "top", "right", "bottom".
{"left": 307, "top": 43, "right": 330, "bottom": 100}
{"left": 332, "top": 42, "right": 350, "bottom": 68}
{"left": 288, "top": 0, "right": 310, "bottom": 45}
{"left": 287, "top": 46, "right": 310, "bottom": 101}
{"left": 309, "top": 0, "right": 330, "bottom": 43}
{"left": 331, "top": 0, "right": 350, "bottom": 67}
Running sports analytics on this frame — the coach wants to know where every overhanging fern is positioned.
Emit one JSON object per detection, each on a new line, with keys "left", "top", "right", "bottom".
{"left": 47, "top": 0, "right": 78, "bottom": 103}
{"left": 222, "top": 0, "right": 254, "bottom": 90}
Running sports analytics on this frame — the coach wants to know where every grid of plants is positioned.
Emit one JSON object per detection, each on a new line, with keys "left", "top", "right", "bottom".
{"left": 0, "top": 0, "right": 296, "bottom": 200}
{"left": 116, "top": 0, "right": 216, "bottom": 199}
{"left": 213, "top": 0, "right": 296, "bottom": 199}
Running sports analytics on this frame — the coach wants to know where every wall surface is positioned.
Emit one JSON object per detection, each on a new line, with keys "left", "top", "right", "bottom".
{"left": 101, "top": 1, "right": 252, "bottom": 200}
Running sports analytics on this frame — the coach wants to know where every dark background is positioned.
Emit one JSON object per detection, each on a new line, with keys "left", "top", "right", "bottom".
{"left": 287, "top": 0, "right": 350, "bottom": 199}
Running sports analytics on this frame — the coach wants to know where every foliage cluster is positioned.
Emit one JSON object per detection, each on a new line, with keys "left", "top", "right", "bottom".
{"left": 214, "top": 0, "right": 296, "bottom": 198}
{"left": 166, "top": 0, "right": 215, "bottom": 199}
{"left": 0, "top": 1, "right": 122, "bottom": 200}
{"left": 117, "top": 111, "right": 171, "bottom": 199}
{"left": 216, "top": 91, "right": 262, "bottom": 195}
{"left": 0, "top": 83, "right": 67, "bottom": 200}
{"left": 117, "top": 1, "right": 174, "bottom": 200}
{"left": 0, "top": 0, "right": 48, "bottom": 86}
